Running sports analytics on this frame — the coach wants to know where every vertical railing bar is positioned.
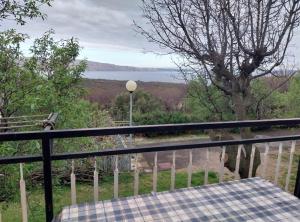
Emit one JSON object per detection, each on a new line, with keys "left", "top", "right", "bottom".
{"left": 285, "top": 140, "right": 296, "bottom": 191}
{"left": 134, "top": 153, "right": 139, "bottom": 196}
{"left": 262, "top": 143, "right": 270, "bottom": 178}
{"left": 20, "top": 163, "right": 28, "bottom": 222}
{"left": 234, "top": 145, "right": 242, "bottom": 180}
{"left": 153, "top": 152, "right": 158, "bottom": 193}
{"left": 219, "top": 146, "right": 226, "bottom": 183}
{"left": 42, "top": 137, "right": 54, "bottom": 222}
{"left": 294, "top": 158, "right": 300, "bottom": 198}
{"left": 248, "top": 145, "right": 256, "bottom": 178}
{"left": 93, "top": 159, "right": 99, "bottom": 202}
{"left": 274, "top": 143, "right": 283, "bottom": 185}
{"left": 114, "top": 155, "right": 119, "bottom": 198}
{"left": 171, "top": 151, "right": 176, "bottom": 190}
{"left": 204, "top": 148, "right": 209, "bottom": 185}
{"left": 187, "top": 149, "right": 193, "bottom": 187}
{"left": 71, "top": 160, "right": 76, "bottom": 205}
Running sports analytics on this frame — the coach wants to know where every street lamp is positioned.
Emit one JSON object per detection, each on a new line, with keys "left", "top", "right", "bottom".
{"left": 126, "top": 80, "right": 137, "bottom": 146}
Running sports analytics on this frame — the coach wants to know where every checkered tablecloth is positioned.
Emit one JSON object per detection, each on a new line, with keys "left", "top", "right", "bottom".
{"left": 55, "top": 177, "right": 300, "bottom": 221}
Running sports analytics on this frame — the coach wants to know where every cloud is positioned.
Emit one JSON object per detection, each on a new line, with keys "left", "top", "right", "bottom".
{"left": 0, "top": 0, "right": 156, "bottom": 53}
{"left": 2, "top": 0, "right": 299, "bottom": 68}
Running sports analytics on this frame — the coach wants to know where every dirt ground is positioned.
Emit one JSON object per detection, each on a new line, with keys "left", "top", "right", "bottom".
{"left": 134, "top": 128, "right": 300, "bottom": 192}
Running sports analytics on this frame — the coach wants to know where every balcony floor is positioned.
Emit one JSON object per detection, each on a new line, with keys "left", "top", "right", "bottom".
{"left": 56, "top": 177, "right": 300, "bottom": 222}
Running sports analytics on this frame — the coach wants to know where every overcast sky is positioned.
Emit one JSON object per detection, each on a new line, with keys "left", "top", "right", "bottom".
{"left": 1, "top": 0, "right": 300, "bottom": 69}
{"left": 0, "top": 0, "right": 175, "bottom": 68}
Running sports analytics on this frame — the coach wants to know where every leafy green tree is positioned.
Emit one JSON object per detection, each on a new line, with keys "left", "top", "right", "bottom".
{"left": 0, "top": 28, "right": 111, "bottom": 149}
{"left": 0, "top": 29, "right": 87, "bottom": 124}
{"left": 0, "top": 30, "right": 111, "bottom": 200}
{"left": 186, "top": 77, "right": 287, "bottom": 122}
{"left": 0, "top": 0, "right": 52, "bottom": 25}
{"left": 0, "top": 30, "right": 41, "bottom": 119}
{"left": 111, "top": 90, "right": 165, "bottom": 121}
{"left": 27, "top": 30, "right": 87, "bottom": 126}
{"left": 250, "top": 79, "right": 286, "bottom": 120}
{"left": 185, "top": 79, "right": 234, "bottom": 122}
{"left": 285, "top": 74, "right": 300, "bottom": 117}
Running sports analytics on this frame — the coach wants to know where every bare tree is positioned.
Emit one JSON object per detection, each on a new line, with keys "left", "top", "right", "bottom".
{"left": 136, "top": 0, "right": 300, "bottom": 178}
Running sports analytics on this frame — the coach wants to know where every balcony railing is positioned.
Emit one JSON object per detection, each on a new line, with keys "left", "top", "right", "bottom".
{"left": 0, "top": 118, "right": 300, "bottom": 221}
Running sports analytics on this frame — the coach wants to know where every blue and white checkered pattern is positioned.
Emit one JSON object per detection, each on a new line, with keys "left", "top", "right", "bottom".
{"left": 55, "top": 177, "right": 300, "bottom": 221}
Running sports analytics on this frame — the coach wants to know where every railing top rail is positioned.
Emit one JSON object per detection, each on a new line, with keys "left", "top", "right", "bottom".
{"left": 1, "top": 133, "right": 300, "bottom": 165}
{"left": 0, "top": 118, "right": 300, "bottom": 142}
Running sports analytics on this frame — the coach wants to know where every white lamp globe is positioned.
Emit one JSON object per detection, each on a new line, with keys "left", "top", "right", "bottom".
{"left": 126, "top": 80, "right": 137, "bottom": 92}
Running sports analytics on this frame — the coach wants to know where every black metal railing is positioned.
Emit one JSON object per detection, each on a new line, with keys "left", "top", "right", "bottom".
{"left": 0, "top": 118, "right": 300, "bottom": 222}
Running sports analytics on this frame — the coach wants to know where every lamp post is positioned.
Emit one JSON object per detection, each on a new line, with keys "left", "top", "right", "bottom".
{"left": 126, "top": 80, "right": 137, "bottom": 146}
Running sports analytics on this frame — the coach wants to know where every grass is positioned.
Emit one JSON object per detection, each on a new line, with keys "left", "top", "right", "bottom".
{"left": 278, "top": 153, "right": 300, "bottom": 192}
{"left": 0, "top": 170, "right": 218, "bottom": 222}
{"left": 262, "top": 147, "right": 299, "bottom": 193}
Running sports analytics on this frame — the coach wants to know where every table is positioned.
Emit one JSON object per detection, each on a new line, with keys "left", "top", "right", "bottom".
{"left": 55, "top": 177, "right": 300, "bottom": 221}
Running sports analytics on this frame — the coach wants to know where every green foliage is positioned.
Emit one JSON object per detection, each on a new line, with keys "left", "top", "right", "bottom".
{"left": 185, "top": 77, "right": 290, "bottom": 122}
{"left": 0, "top": 29, "right": 100, "bottom": 128}
{"left": 133, "top": 111, "right": 199, "bottom": 136}
{"left": 111, "top": 90, "right": 203, "bottom": 135}
{"left": 111, "top": 90, "right": 165, "bottom": 121}
{"left": 185, "top": 79, "right": 234, "bottom": 122}
{"left": 0, "top": 29, "right": 111, "bottom": 200}
{"left": 249, "top": 79, "right": 286, "bottom": 119}
{"left": 0, "top": 30, "right": 41, "bottom": 117}
{"left": 0, "top": 0, "right": 52, "bottom": 25}
{"left": 284, "top": 75, "right": 300, "bottom": 117}
{"left": 27, "top": 30, "right": 89, "bottom": 130}
{"left": 133, "top": 110, "right": 194, "bottom": 125}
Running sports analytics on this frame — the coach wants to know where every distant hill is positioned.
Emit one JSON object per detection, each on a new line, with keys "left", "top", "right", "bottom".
{"left": 82, "top": 79, "right": 187, "bottom": 109}
{"left": 78, "top": 60, "right": 177, "bottom": 72}
{"left": 82, "top": 71, "right": 296, "bottom": 110}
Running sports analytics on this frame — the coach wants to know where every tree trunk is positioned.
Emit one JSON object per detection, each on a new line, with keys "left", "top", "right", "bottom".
{"left": 227, "top": 92, "right": 261, "bottom": 178}
{"left": 207, "top": 91, "right": 261, "bottom": 179}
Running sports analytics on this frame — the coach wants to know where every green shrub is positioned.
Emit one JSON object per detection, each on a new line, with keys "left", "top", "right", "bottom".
{"left": 133, "top": 111, "right": 202, "bottom": 136}
{"left": 111, "top": 90, "right": 165, "bottom": 121}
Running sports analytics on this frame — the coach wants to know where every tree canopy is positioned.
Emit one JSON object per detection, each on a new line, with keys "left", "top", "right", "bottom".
{"left": 137, "top": 0, "right": 300, "bottom": 121}
{"left": 111, "top": 90, "right": 165, "bottom": 121}
{"left": 0, "top": 0, "right": 52, "bottom": 25}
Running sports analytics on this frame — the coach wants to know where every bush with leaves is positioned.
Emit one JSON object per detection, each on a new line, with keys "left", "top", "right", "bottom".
{"left": 185, "top": 79, "right": 234, "bottom": 122}
{"left": 284, "top": 75, "right": 300, "bottom": 118}
{"left": 111, "top": 90, "right": 165, "bottom": 121}
{"left": 249, "top": 79, "right": 286, "bottom": 120}
{"left": 185, "top": 77, "right": 287, "bottom": 123}
{"left": 133, "top": 111, "right": 198, "bottom": 136}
